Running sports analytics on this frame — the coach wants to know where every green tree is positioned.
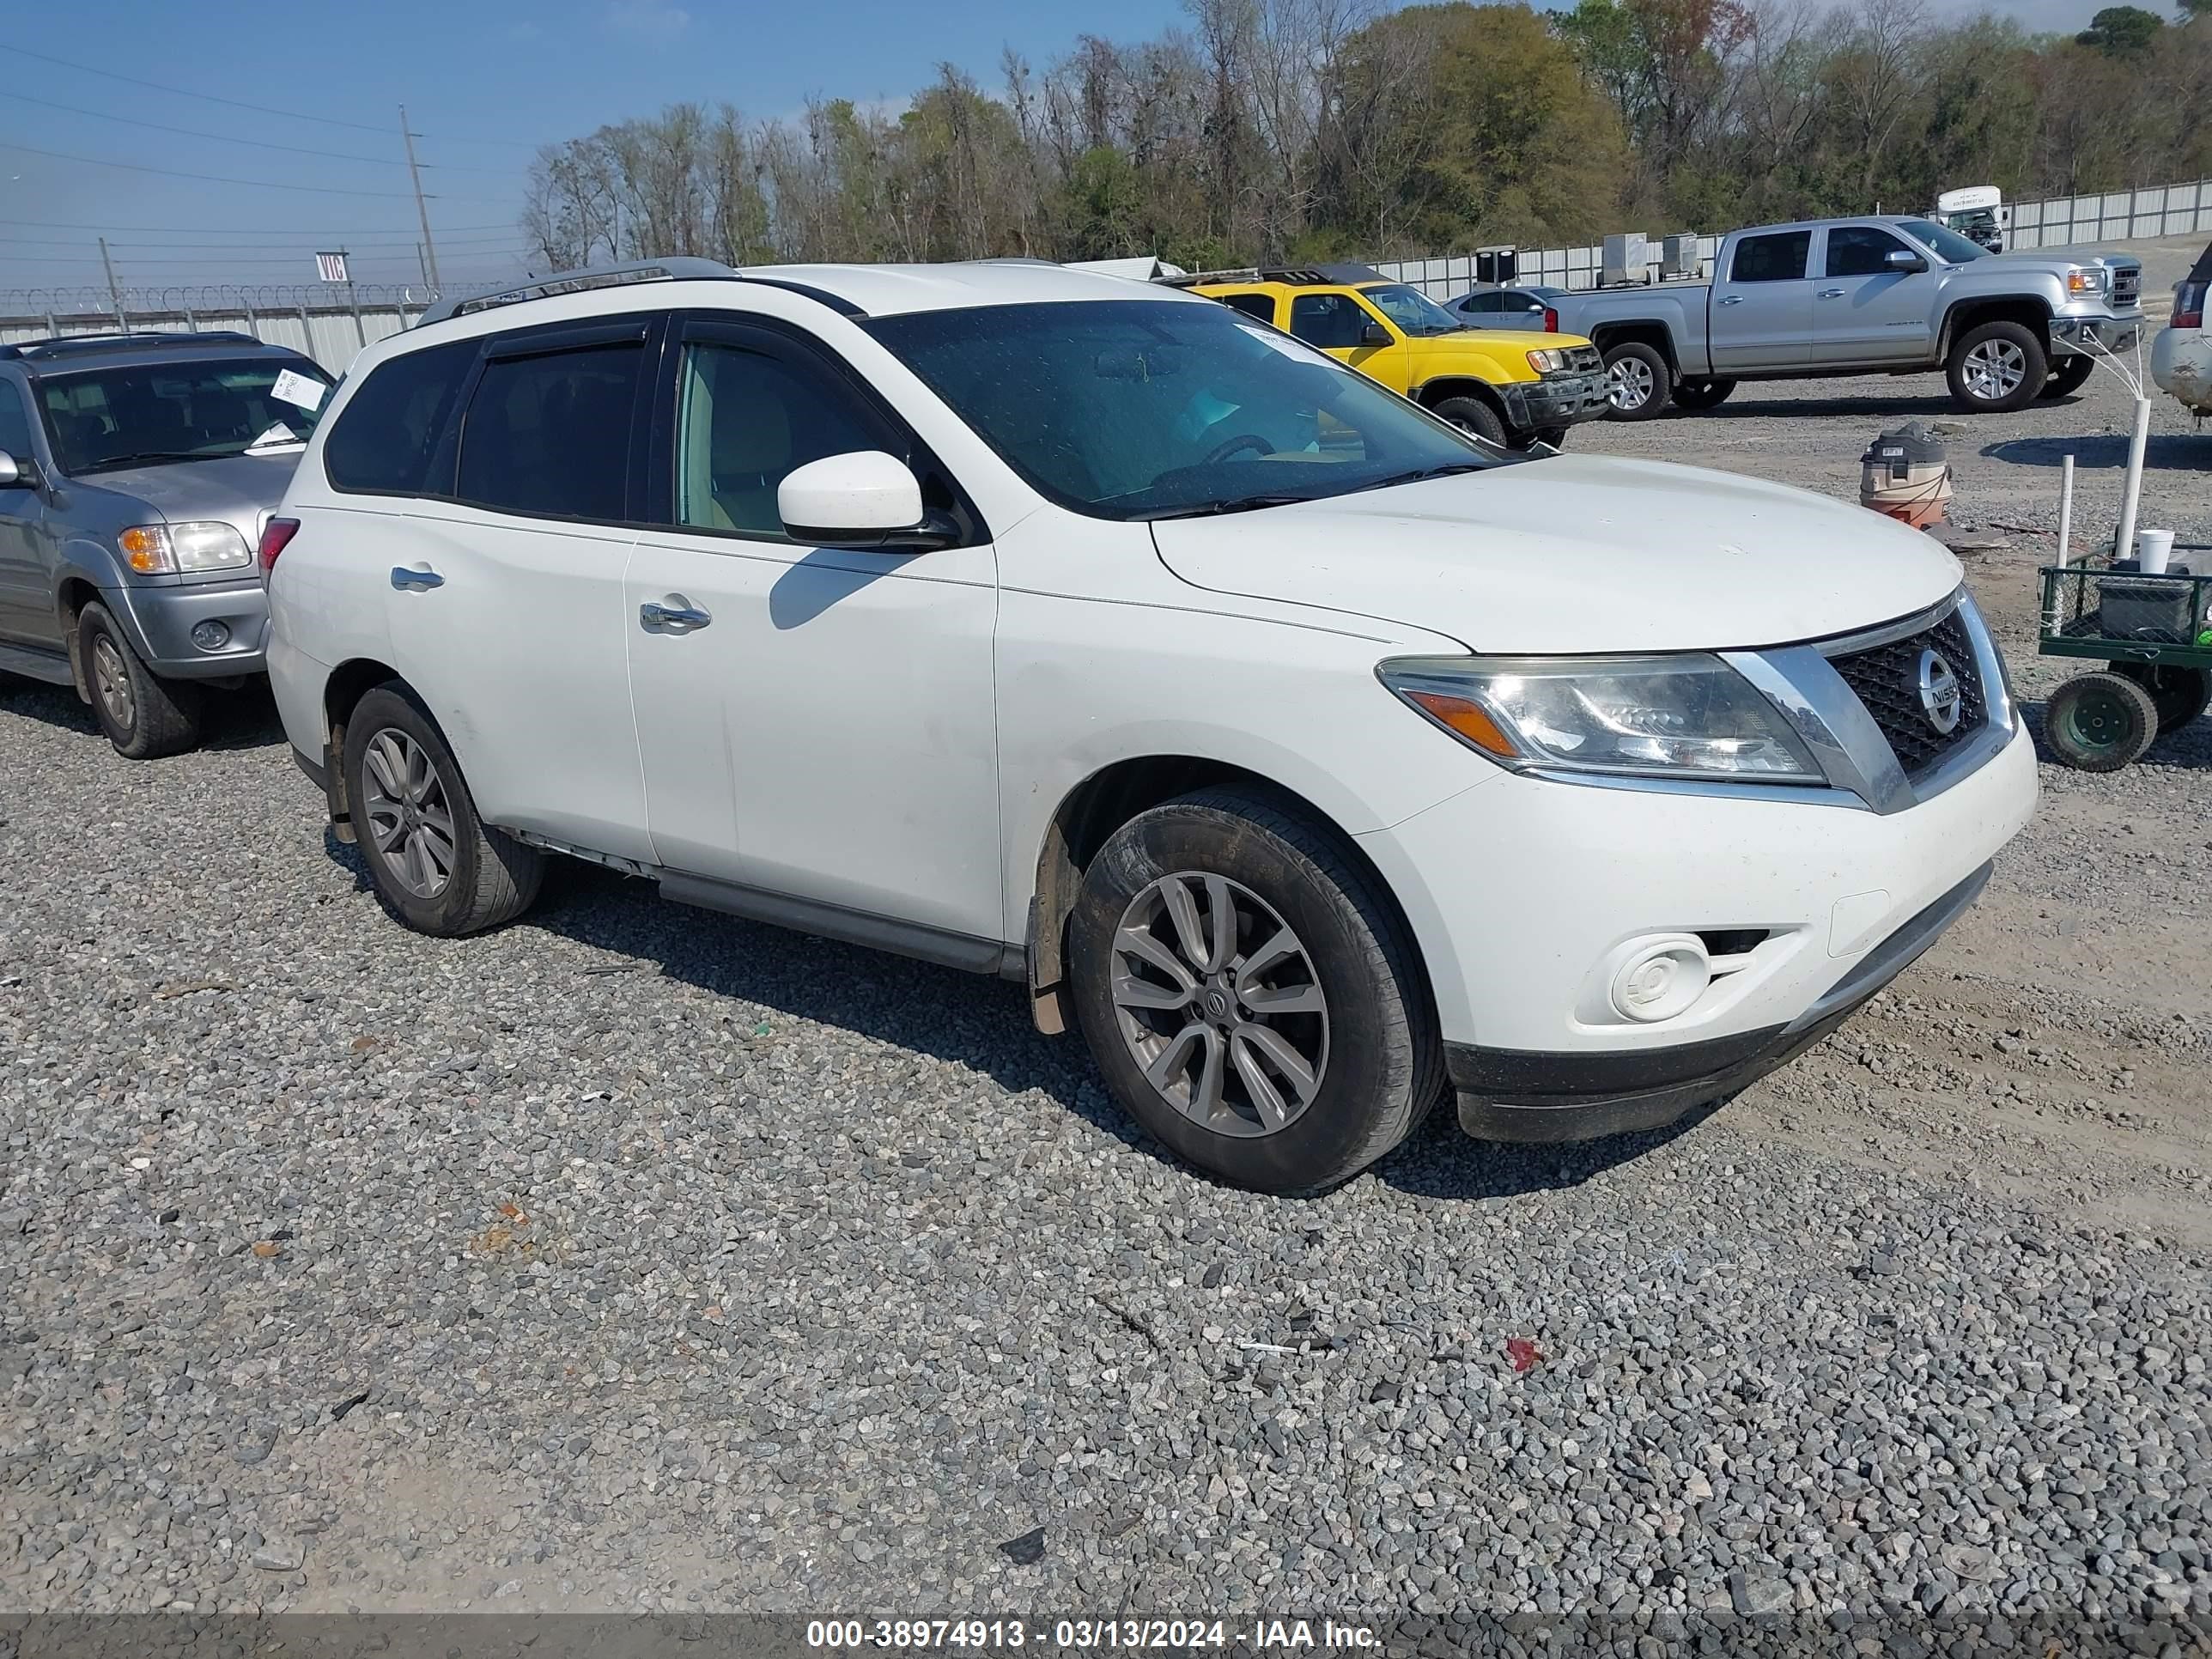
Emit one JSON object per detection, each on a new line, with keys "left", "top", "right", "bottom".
{"left": 2077, "top": 5, "right": 2166, "bottom": 52}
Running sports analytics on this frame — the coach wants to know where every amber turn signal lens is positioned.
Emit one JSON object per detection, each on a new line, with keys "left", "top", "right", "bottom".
{"left": 1407, "top": 690, "right": 1518, "bottom": 758}
{"left": 118, "top": 526, "right": 168, "bottom": 573}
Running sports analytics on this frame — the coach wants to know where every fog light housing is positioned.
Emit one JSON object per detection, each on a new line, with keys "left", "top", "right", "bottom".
{"left": 1607, "top": 934, "right": 1711, "bottom": 1024}
{"left": 190, "top": 619, "right": 231, "bottom": 652}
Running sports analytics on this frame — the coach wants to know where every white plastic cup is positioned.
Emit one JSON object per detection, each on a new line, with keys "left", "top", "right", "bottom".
{"left": 2136, "top": 528, "right": 2175, "bottom": 574}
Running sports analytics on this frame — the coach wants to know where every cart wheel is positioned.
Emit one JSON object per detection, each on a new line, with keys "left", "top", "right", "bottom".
{"left": 2045, "top": 672, "right": 2159, "bottom": 771}
{"left": 2110, "top": 662, "right": 2211, "bottom": 732}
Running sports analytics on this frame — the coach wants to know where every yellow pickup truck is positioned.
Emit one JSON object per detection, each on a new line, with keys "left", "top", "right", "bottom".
{"left": 1180, "top": 266, "right": 1609, "bottom": 450}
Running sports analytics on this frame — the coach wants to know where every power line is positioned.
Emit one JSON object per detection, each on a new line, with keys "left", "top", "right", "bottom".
{"left": 0, "top": 233, "right": 529, "bottom": 250}
{"left": 0, "top": 141, "right": 514, "bottom": 199}
{"left": 0, "top": 43, "right": 543, "bottom": 149}
{"left": 0, "top": 217, "right": 520, "bottom": 234}
{"left": 0, "top": 88, "right": 519, "bottom": 173}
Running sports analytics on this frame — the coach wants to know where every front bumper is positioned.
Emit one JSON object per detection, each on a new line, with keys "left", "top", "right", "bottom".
{"left": 106, "top": 577, "right": 270, "bottom": 678}
{"left": 1501, "top": 369, "right": 1610, "bottom": 431}
{"left": 2050, "top": 312, "right": 2142, "bottom": 359}
{"left": 1448, "top": 863, "right": 1990, "bottom": 1141}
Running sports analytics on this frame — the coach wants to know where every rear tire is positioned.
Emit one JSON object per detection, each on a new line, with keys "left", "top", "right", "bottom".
{"left": 1946, "top": 320, "right": 2047, "bottom": 413}
{"left": 1430, "top": 394, "right": 1506, "bottom": 447}
{"left": 341, "top": 684, "right": 543, "bottom": 937}
{"left": 1671, "top": 377, "right": 1737, "bottom": 410}
{"left": 2045, "top": 672, "right": 2158, "bottom": 771}
{"left": 77, "top": 600, "right": 202, "bottom": 759}
{"left": 2111, "top": 661, "right": 2210, "bottom": 731}
{"left": 1068, "top": 787, "right": 1442, "bottom": 1194}
{"left": 2040, "top": 356, "right": 2094, "bottom": 398}
{"left": 1601, "top": 341, "right": 1671, "bottom": 420}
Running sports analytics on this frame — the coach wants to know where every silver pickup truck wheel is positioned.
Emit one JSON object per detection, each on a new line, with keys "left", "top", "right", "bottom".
{"left": 1601, "top": 343, "right": 1672, "bottom": 421}
{"left": 1946, "top": 320, "right": 2047, "bottom": 414}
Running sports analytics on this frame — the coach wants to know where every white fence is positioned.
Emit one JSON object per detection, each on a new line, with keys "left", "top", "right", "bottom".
{"left": 1371, "top": 177, "right": 2212, "bottom": 299}
{"left": 0, "top": 300, "right": 427, "bottom": 374}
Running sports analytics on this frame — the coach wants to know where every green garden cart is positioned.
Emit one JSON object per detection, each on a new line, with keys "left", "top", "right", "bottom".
{"left": 2038, "top": 555, "right": 2212, "bottom": 770}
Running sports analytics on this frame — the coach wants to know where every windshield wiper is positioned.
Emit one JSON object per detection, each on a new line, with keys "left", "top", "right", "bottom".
{"left": 80, "top": 450, "right": 215, "bottom": 472}
{"left": 1134, "top": 492, "right": 1317, "bottom": 521}
{"left": 1358, "top": 461, "right": 1492, "bottom": 491}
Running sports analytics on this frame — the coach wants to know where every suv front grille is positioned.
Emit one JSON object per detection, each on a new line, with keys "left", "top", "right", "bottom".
{"left": 1826, "top": 608, "right": 1987, "bottom": 775}
{"left": 2112, "top": 266, "right": 2141, "bottom": 308}
{"left": 1561, "top": 344, "right": 1602, "bottom": 373}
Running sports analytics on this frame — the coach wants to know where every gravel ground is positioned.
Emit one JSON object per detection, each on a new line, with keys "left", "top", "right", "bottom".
{"left": 3, "top": 351, "right": 2211, "bottom": 1649}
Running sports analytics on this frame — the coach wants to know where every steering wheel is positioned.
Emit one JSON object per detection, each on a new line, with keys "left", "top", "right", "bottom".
{"left": 1202, "top": 432, "right": 1274, "bottom": 465}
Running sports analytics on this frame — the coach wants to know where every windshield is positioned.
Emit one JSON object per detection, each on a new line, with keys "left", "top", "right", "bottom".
{"left": 864, "top": 298, "right": 1510, "bottom": 522}
{"left": 1898, "top": 219, "right": 1990, "bottom": 264}
{"left": 1358, "top": 283, "right": 1469, "bottom": 337}
{"left": 38, "top": 358, "right": 334, "bottom": 475}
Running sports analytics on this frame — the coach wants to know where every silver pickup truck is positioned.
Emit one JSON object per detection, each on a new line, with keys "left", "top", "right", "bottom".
{"left": 1549, "top": 216, "right": 2144, "bottom": 419}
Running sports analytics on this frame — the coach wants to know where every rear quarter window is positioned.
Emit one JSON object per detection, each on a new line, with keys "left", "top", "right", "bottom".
{"left": 323, "top": 339, "right": 481, "bottom": 495}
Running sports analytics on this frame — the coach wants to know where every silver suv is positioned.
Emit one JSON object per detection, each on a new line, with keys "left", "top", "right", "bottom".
{"left": 0, "top": 331, "right": 332, "bottom": 757}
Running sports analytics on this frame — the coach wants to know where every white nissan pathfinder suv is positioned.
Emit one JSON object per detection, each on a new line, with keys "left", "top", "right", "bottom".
{"left": 262, "top": 258, "right": 2037, "bottom": 1194}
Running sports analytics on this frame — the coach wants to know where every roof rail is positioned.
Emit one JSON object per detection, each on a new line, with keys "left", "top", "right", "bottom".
{"left": 1158, "top": 264, "right": 1387, "bottom": 289}
{"left": 416, "top": 259, "right": 740, "bottom": 326}
{"left": 0, "top": 329, "right": 263, "bottom": 360}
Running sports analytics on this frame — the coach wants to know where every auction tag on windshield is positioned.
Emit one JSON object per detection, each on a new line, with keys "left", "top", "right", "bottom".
{"left": 1237, "top": 323, "right": 1314, "bottom": 360}
{"left": 270, "top": 368, "right": 326, "bottom": 412}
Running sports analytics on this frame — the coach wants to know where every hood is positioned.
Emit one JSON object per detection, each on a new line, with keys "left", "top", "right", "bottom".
{"left": 1148, "top": 455, "right": 1962, "bottom": 655}
{"left": 76, "top": 452, "right": 301, "bottom": 535}
{"left": 1413, "top": 327, "right": 1591, "bottom": 359}
{"left": 1984, "top": 248, "right": 2141, "bottom": 280}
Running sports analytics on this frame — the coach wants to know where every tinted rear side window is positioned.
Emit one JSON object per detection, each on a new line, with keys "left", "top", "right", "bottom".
{"left": 323, "top": 339, "right": 479, "bottom": 495}
{"left": 454, "top": 343, "right": 643, "bottom": 521}
{"left": 1216, "top": 293, "right": 1276, "bottom": 324}
{"left": 1730, "top": 232, "right": 1812, "bottom": 283}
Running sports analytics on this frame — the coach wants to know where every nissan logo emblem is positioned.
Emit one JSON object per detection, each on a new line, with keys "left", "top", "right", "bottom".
{"left": 1917, "top": 647, "right": 1963, "bottom": 734}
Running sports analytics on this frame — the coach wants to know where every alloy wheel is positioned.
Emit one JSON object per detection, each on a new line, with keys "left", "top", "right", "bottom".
{"left": 1607, "top": 356, "right": 1653, "bottom": 411}
{"left": 361, "top": 728, "right": 458, "bottom": 899}
{"left": 90, "top": 635, "right": 135, "bottom": 734}
{"left": 1109, "top": 872, "right": 1329, "bottom": 1138}
{"left": 1962, "top": 338, "right": 2027, "bottom": 402}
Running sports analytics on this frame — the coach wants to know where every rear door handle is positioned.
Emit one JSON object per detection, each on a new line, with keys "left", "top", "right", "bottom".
{"left": 1717, "top": 295, "right": 1745, "bottom": 307}
{"left": 1818, "top": 288, "right": 1845, "bottom": 299}
{"left": 641, "top": 599, "right": 712, "bottom": 630}
{"left": 390, "top": 565, "right": 443, "bottom": 591}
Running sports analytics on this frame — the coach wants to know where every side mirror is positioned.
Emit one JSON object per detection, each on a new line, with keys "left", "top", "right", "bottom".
{"left": 1886, "top": 249, "right": 1929, "bottom": 272}
{"left": 1358, "top": 322, "right": 1392, "bottom": 347}
{"left": 779, "top": 451, "right": 945, "bottom": 550}
{"left": 0, "top": 450, "right": 34, "bottom": 489}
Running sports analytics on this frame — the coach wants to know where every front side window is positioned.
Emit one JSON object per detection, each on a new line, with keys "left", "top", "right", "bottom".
{"left": 39, "top": 357, "right": 334, "bottom": 476}
{"left": 1825, "top": 226, "right": 1913, "bottom": 278}
{"left": 324, "top": 339, "right": 478, "bottom": 495}
{"left": 865, "top": 297, "right": 1510, "bottom": 522}
{"left": 0, "top": 381, "right": 33, "bottom": 463}
{"left": 1358, "top": 283, "right": 1465, "bottom": 337}
{"left": 1730, "top": 232, "right": 1812, "bottom": 284}
{"left": 673, "top": 342, "right": 884, "bottom": 538}
{"left": 1287, "top": 293, "right": 1373, "bottom": 349}
{"left": 455, "top": 343, "right": 642, "bottom": 520}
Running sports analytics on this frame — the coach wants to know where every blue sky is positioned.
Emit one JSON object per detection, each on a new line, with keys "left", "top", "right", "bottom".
{"left": 0, "top": 0, "right": 2120, "bottom": 301}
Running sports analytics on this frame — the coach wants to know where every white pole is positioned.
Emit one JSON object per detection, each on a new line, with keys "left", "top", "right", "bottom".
{"left": 2057, "top": 453, "right": 2075, "bottom": 567}
{"left": 2112, "top": 395, "right": 2151, "bottom": 562}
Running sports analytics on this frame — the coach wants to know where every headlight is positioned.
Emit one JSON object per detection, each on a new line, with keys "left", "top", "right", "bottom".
{"left": 2065, "top": 268, "right": 2106, "bottom": 295}
{"left": 116, "top": 522, "right": 252, "bottom": 574}
{"left": 1379, "top": 654, "right": 1821, "bottom": 781}
{"left": 1525, "top": 348, "right": 1571, "bottom": 374}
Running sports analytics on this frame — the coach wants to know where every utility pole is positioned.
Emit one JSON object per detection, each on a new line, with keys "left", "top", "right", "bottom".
{"left": 98, "top": 236, "right": 126, "bottom": 328}
{"left": 400, "top": 105, "right": 441, "bottom": 292}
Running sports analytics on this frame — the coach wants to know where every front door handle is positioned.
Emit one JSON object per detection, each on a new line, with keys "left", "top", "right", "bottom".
{"left": 1818, "top": 288, "right": 1845, "bottom": 299}
{"left": 390, "top": 565, "right": 443, "bottom": 591}
{"left": 1717, "top": 295, "right": 1745, "bottom": 307}
{"left": 641, "top": 599, "right": 712, "bottom": 630}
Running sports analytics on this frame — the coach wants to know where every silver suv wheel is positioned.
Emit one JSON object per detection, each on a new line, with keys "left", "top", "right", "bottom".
{"left": 90, "top": 635, "right": 135, "bottom": 733}
{"left": 360, "top": 728, "right": 457, "bottom": 899}
{"left": 1109, "top": 872, "right": 1329, "bottom": 1137}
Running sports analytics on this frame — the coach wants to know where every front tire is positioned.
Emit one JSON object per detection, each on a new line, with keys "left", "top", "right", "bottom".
{"left": 2045, "top": 672, "right": 2158, "bottom": 771}
{"left": 1068, "top": 787, "right": 1442, "bottom": 1194}
{"left": 1671, "top": 377, "right": 1737, "bottom": 410}
{"left": 1947, "top": 320, "right": 2047, "bottom": 413}
{"left": 77, "top": 600, "right": 202, "bottom": 759}
{"left": 2040, "top": 356, "right": 2094, "bottom": 398}
{"left": 1601, "top": 341, "right": 1671, "bottom": 420}
{"left": 341, "top": 684, "right": 543, "bottom": 936}
{"left": 1430, "top": 394, "right": 1506, "bottom": 447}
